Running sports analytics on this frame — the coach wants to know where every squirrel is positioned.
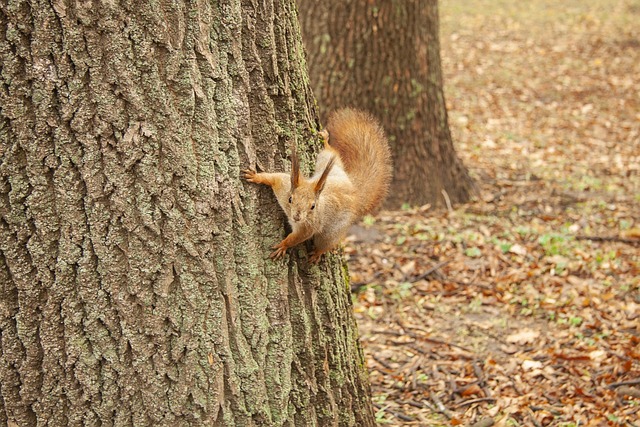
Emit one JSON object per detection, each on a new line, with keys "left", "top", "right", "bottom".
{"left": 243, "top": 108, "right": 392, "bottom": 263}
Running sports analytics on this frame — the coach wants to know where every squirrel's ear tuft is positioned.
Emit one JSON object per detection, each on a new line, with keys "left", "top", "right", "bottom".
{"left": 314, "top": 156, "right": 336, "bottom": 194}
{"left": 290, "top": 151, "right": 300, "bottom": 189}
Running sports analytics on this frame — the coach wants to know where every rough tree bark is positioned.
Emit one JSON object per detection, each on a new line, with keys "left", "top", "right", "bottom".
{"left": 298, "top": 0, "right": 475, "bottom": 208}
{"left": 0, "top": 1, "right": 374, "bottom": 426}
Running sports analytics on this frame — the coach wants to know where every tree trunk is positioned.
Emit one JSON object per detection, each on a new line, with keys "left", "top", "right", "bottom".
{"left": 0, "top": 1, "right": 373, "bottom": 426}
{"left": 298, "top": 0, "right": 475, "bottom": 208}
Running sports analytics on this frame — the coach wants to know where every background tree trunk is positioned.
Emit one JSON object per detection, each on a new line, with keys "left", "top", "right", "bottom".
{"left": 298, "top": 0, "right": 475, "bottom": 208}
{"left": 0, "top": 1, "right": 373, "bottom": 425}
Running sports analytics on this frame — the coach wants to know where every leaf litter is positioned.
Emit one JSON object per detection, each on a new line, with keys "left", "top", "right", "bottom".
{"left": 346, "top": 1, "right": 639, "bottom": 425}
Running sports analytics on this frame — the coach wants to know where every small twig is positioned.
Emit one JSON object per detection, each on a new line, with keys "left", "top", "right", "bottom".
{"left": 350, "top": 271, "right": 384, "bottom": 292}
{"left": 404, "top": 328, "right": 473, "bottom": 353}
{"left": 372, "top": 329, "right": 402, "bottom": 336}
{"left": 527, "top": 407, "right": 543, "bottom": 427}
{"left": 424, "top": 336, "right": 473, "bottom": 353}
{"left": 617, "top": 386, "right": 640, "bottom": 399}
{"left": 507, "top": 374, "right": 524, "bottom": 395}
{"left": 407, "top": 342, "right": 433, "bottom": 356}
{"left": 575, "top": 235, "right": 640, "bottom": 246}
{"left": 372, "top": 403, "right": 414, "bottom": 422}
{"left": 377, "top": 323, "right": 474, "bottom": 353}
{"left": 454, "top": 397, "right": 497, "bottom": 408}
{"left": 404, "top": 355, "right": 424, "bottom": 386}
{"left": 371, "top": 354, "right": 394, "bottom": 371}
{"left": 400, "top": 399, "right": 438, "bottom": 412}
{"left": 430, "top": 392, "right": 454, "bottom": 419}
{"left": 448, "top": 278, "right": 493, "bottom": 290}
{"left": 441, "top": 189, "right": 454, "bottom": 212}
{"left": 607, "top": 349, "right": 632, "bottom": 361}
{"left": 472, "top": 360, "right": 485, "bottom": 382}
{"left": 530, "top": 405, "right": 564, "bottom": 416}
{"left": 608, "top": 378, "right": 640, "bottom": 389}
{"left": 408, "top": 260, "right": 451, "bottom": 283}
{"left": 472, "top": 359, "right": 492, "bottom": 398}
{"left": 468, "top": 324, "right": 509, "bottom": 347}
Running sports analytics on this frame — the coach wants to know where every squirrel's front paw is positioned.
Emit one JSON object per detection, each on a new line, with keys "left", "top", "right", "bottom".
{"left": 242, "top": 169, "right": 259, "bottom": 183}
{"left": 270, "top": 241, "right": 288, "bottom": 259}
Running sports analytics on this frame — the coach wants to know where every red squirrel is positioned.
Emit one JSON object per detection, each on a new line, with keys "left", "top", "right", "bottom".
{"left": 243, "top": 108, "right": 392, "bottom": 263}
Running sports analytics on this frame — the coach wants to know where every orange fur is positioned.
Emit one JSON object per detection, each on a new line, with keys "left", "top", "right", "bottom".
{"left": 243, "top": 108, "right": 392, "bottom": 262}
{"left": 326, "top": 108, "right": 392, "bottom": 217}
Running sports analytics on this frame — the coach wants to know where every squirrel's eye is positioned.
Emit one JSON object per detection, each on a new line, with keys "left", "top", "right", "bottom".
{"left": 311, "top": 203, "right": 315, "bottom": 210}
{"left": 288, "top": 196, "right": 292, "bottom": 203}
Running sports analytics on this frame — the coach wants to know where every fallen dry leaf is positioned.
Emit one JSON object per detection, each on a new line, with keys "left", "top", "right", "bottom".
{"left": 506, "top": 329, "right": 540, "bottom": 345}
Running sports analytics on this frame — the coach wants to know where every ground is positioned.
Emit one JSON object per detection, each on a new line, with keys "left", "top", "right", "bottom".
{"left": 346, "top": 1, "right": 640, "bottom": 425}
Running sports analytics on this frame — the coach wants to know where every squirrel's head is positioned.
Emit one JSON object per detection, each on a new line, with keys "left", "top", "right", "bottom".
{"left": 288, "top": 153, "right": 336, "bottom": 224}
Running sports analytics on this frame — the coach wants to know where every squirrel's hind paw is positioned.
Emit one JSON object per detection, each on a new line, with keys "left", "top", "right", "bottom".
{"left": 309, "top": 250, "right": 326, "bottom": 264}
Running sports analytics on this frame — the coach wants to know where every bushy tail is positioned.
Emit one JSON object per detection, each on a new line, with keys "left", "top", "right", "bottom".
{"left": 326, "top": 108, "right": 392, "bottom": 217}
